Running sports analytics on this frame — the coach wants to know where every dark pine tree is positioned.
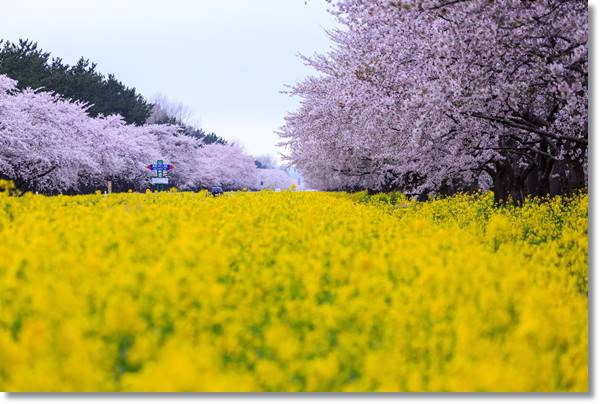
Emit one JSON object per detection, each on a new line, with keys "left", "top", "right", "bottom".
{"left": 0, "top": 39, "right": 152, "bottom": 125}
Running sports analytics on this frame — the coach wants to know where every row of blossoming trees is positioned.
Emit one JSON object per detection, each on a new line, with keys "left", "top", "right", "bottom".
{"left": 0, "top": 74, "right": 292, "bottom": 194}
{"left": 281, "top": 0, "right": 588, "bottom": 203}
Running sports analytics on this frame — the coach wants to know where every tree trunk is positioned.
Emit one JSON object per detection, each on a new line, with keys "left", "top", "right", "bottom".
{"left": 493, "top": 162, "right": 511, "bottom": 204}
{"left": 567, "top": 158, "right": 586, "bottom": 193}
{"left": 493, "top": 162, "right": 525, "bottom": 205}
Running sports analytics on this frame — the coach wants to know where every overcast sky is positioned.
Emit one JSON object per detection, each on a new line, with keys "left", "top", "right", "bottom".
{"left": 2, "top": 0, "right": 337, "bottom": 160}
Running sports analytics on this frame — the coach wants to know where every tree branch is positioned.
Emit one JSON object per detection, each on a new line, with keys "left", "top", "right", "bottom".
{"left": 469, "top": 112, "right": 587, "bottom": 146}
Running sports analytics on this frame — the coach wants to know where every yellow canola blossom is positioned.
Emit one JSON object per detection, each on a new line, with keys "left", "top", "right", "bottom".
{"left": 0, "top": 185, "right": 588, "bottom": 392}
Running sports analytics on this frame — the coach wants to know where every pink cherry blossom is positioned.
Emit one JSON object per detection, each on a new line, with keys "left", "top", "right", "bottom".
{"left": 0, "top": 74, "right": 288, "bottom": 193}
{"left": 281, "top": 0, "right": 587, "bottom": 202}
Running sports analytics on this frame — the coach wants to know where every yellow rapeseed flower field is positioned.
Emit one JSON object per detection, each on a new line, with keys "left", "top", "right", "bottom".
{"left": 0, "top": 183, "right": 588, "bottom": 392}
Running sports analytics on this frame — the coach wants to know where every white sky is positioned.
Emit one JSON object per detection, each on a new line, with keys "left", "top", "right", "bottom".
{"left": 1, "top": 0, "right": 337, "bottom": 160}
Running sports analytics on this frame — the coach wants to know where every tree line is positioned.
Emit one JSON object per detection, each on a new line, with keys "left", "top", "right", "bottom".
{"left": 0, "top": 39, "right": 151, "bottom": 125}
{"left": 0, "top": 74, "right": 293, "bottom": 194}
{"left": 280, "top": 0, "right": 587, "bottom": 203}
{"left": 0, "top": 39, "right": 296, "bottom": 194}
{"left": 0, "top": 39, "right": 226, "bottom": 145}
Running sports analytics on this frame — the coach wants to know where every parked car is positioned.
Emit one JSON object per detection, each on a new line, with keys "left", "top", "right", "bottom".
{"left": 209, "top": 186, "right": 224, "bottom": 196}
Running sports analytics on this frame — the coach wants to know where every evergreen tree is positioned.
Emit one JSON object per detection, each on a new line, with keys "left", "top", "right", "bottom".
{"left": 0, "top": 39, "right": 152, "bottom": 125}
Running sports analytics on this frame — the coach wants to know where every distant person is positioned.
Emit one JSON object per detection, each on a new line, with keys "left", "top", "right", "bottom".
{"left": 210, "top": 186, "right": 223, "bottom": 196}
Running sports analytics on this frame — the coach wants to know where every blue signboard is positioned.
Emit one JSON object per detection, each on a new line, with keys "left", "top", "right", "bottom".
{"left": 146, "top": 163, "right": 174, "bottom": 171}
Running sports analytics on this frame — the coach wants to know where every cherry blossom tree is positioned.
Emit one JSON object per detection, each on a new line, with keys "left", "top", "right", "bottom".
{"left": 281, "top": 0, "right": 587, "bottom": 203}
{"left": 257, "top": 168, "right": 294, "bottom": 190}
{"left": 0, "top": 74, "right": 268, "bottom": 194}
{"left": 0, "top": 80, "right": 102, "bottom": 193}
{"left": 194, "top": 144, "right": 259, "bottom": 191}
